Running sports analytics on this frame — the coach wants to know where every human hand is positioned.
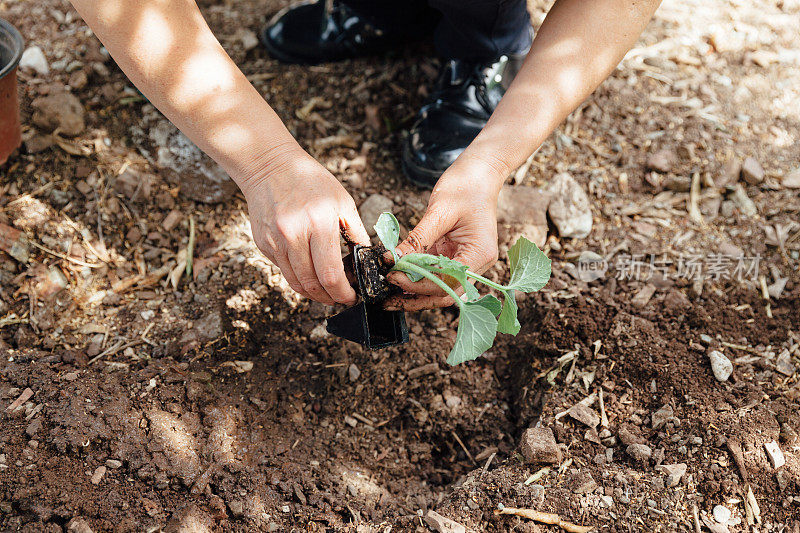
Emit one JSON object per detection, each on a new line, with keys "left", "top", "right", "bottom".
{"left": 384, "top": 159, "right": 503, "bottom": 311}
{"left": 241, "top": 147, "right": 370, "bottom": 306}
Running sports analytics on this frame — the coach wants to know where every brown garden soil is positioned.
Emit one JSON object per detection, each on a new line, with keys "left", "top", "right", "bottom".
{"left": 1, "top": 0, "right": 799, "bottom": 531}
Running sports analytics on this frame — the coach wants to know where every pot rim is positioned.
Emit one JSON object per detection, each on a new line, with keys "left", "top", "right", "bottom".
{"left": 0, "top": 18, "right": 24, "bottom": 81}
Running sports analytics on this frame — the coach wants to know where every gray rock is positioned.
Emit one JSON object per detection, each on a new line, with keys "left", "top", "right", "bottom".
{"left": 646, "top": 149, "right": 678, "bottom": 173}
{"left": 132, "top": 116, "right": 236, "bottom": 203}
{"left": 708, "top": 350, "right": 732, "bottom": 382}
{"left": 519, "top": 426, "right": 561, "bottom": 464}
{"left": 741, "top": 157, "right": 764, "bottom": 185}
{"left": 19, "top": 46, "right": 49, "bottom": 75}
{"left": 626, "top": 443, "right": 652, "bottom": 463}
{"left": 775, "top": 350, "right": 795, "bottom": 376}
{"left": 497, "top": 185, "right": 550, "bottom": 247}
{"left": 651, "top": 404, "right": 673, "bottom": 430}
{"left": 359, "top": 194, "right": 394, "bottom": 236}
{"left": 67, "top": 517, "right": 94, "bottom": 533}
{"left": 105, "top": 459, "right": 123, "bottom": 469}
{"left": 567, "top": 402, "right": 600, "bottom": 428}
{"left": 656, "top": 463, "right": 687, "bottom": 487}
{"left": 31, "top": 92, "right": 85, "bottom": 137}
{"left": 423, "top": 510, "right": 466, "bottom": 533}
{"left": 348, "top": 363, "right": 360, "bottom": 382}
{"left": 569, "top": 470, "right": 597, "bottom": 494}
{"left": 546, "top": 173, "right": 592, "bottom": 239}
{"left": 531, "top": 484, "right": 545, "bottom": 506}
{"left": 179, "top": 309, "right": 226, "bottom": 347}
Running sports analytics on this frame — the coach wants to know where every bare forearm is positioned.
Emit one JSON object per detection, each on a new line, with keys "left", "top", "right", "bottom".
{"left": 69, "top": 0, "right": 300, "bottom": 191}
{"left": 463, "top": 0, "right": 661, "bottom": 182}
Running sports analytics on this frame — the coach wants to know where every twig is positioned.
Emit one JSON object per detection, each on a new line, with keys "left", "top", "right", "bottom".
{"left": 480, "top": 451, "right": 497, "bottom": 480}
{"left": 29, "top": 241, "right": 103, "bottom": 268}
{"left": 0, "top": 313, "right": 29, "bottom": 328}
{"left": 494, "top": 507, "right": 593, "bottom": 533}
{"left": 88, "top": 339, "right": 144, "bottom": 364}
{"left": 524, "top": 466, "right": 550, "bottom": 485}
{"left": 186, "top": 215, "right": 195, "bottom": 279}
{"left": 351, "top": 413, "right": 375, "bottom": 427}
{"left": 688, "top": 172, "right": 703, "bottom": 224}
{"left": 598, "top": 388, "right": 608, "bottom": 428}
{"left": 759, "top": 275, "right": 772, "bottom": 319}
{"left": 691, "top": 504, "right": 701, "bottom": 533}
{"left": 451, "top": 430, "right": 476, "bottom": 464}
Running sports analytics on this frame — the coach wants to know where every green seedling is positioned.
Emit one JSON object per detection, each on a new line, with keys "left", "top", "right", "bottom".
{"left": 374, "top": 212, "right": 551, "bottom": 365}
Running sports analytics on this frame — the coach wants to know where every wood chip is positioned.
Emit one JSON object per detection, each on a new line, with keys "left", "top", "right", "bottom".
{"left": 162, "top": 210, "right": 182, "bottom": 232}
{"left": 726, "top": 439, "right": 748, "bottom": 482}
{"left": 406, "top": 362, "right": 439, "bottom": 379}
{"left": 5, "top": 388, "right": 34, "bottom": 413}
{"left": 423, "top": 510, "right": 466, "bottom": 533}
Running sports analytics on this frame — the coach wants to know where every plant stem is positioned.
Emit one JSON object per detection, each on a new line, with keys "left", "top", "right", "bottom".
{"left": 465, "top": 271, "right": 508, "bottom": 292}
{"left": 392, "top": 261, "right": 463, "bottom": 306}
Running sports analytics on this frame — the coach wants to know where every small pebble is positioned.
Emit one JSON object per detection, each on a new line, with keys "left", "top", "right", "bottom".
{"left": 348, "top": 363, "right": 360, "bottom": 382}
{"left": 708, "top": 350, "right": 733, "bottom": 382}
{"left": 713, "top": 505, "right": 731, "bottom": 524}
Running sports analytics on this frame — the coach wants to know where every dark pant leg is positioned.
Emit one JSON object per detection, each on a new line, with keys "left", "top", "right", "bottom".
{"left": 428, "top": 0, "right": 532, "bottom": 61}
{"left": 339, "top": 0, "right": 440, "bottom": 39}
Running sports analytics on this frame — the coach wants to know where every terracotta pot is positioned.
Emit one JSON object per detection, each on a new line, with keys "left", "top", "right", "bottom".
{"left": 0, "top": 18, "right": 23, "bottom": 167}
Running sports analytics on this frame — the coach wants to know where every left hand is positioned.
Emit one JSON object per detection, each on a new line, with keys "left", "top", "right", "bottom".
{"left": 384, "top": 158, "right": 503, "bottom": 311}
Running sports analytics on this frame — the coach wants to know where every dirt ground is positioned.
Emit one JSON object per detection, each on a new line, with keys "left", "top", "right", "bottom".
{"left": 1, "top": 0, "right": 799, "bottom": 531}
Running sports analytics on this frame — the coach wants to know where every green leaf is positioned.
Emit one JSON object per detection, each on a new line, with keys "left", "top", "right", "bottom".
{"left": 401, "top": 253, "right": 480, "bottom": 301}
{"left": 474, "top": 294, "right": 502, "bottom": 316}
{"left": 506, "top": 237, "right": 552, "bottom": 292}
{"left": 446, "top": 300, "right": 498, "bottom": 366}
{"left": 374, "top": 212, "right": 400, "bottom": 259}
{"left": 496, "top": 290, "right": 521, "bottom": 335}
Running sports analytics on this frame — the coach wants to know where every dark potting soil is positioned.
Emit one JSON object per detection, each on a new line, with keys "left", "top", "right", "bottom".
{"left": 355, "top": 245, "right": 393, "bottom": 305}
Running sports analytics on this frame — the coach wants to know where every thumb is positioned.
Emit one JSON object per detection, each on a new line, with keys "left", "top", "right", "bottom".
{"left": 340, "top": 204, "right": 371, "bottom": 246}
{"left": 396, "top": 207, "right": 454, "bottom": 257}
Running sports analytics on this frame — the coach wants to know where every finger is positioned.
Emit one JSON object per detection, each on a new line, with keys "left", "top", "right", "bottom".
{"left": 341, "top": 203, "right": 371, "bottom": 246}
{"left": 383, "top": 294, "right": 455, "bottom": 311}
{"left": 274, "top": 256, "right": 312, "bottom": 300}
{"left": 287, "top": 243, "right": 336, "bottom": 306}
{"left": 310, "top": 225, "right": 358, "bottom": 305}
{"left": 395, "top": 206, "right": 454, "bottom": 257}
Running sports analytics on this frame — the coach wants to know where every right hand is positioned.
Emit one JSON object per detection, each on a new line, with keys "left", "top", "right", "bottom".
{"left": 241, "top": 147, "right": 370, "bottom": 306}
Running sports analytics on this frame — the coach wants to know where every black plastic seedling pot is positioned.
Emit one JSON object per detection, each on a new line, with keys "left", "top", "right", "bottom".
{"left": 326, "top": 245, "right": 408, "bottom": 349}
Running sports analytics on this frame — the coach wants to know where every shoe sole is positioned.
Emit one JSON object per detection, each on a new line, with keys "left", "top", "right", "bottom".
{"left": 400, "top": 135, "right": 444, "bottom": 190}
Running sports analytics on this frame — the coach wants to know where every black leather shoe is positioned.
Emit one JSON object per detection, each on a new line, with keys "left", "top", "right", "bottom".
{"left": 261, "top": 0, "right": 407, "bottom": 64}
{"left": 401, "top": 55, "right": 526, "bottom": 189}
